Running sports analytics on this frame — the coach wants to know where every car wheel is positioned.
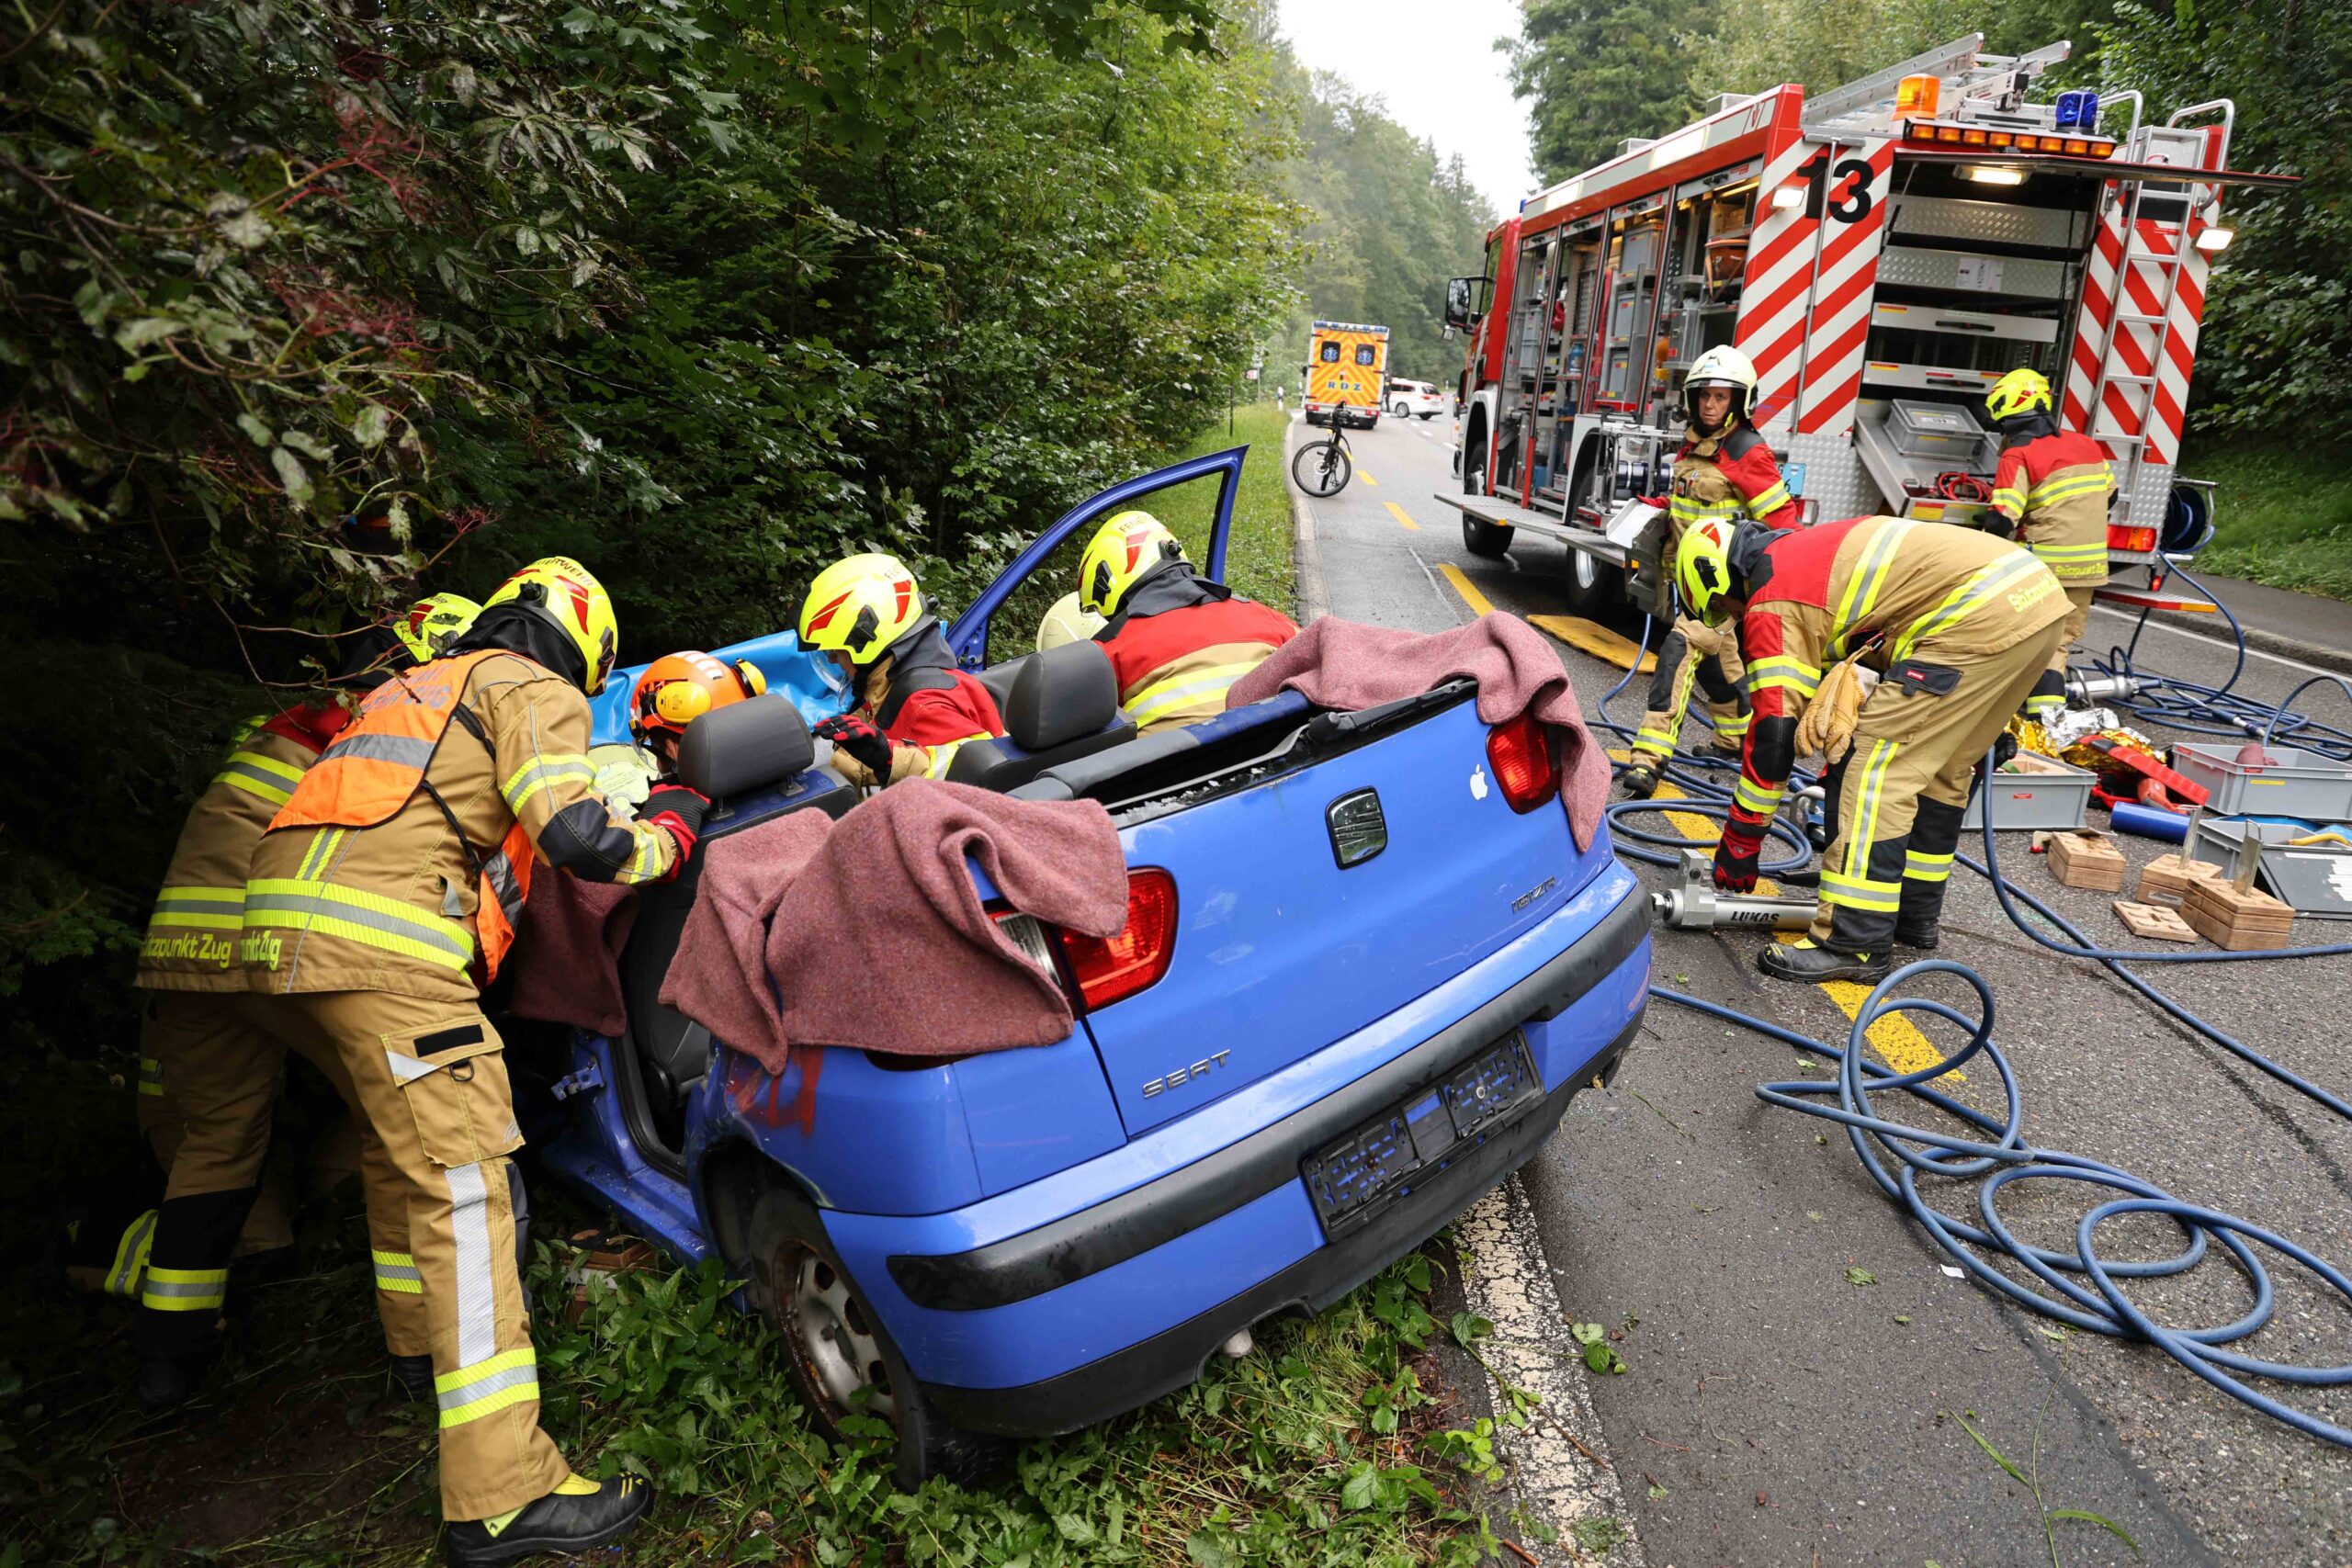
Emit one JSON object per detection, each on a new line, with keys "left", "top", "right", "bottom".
{"left": 1558, "top": 547, "right": 1625, "bottom": 618}
{"left": 749, "top": 1189, "right": 1006, "bottom": 1489}
{"left": 1462, "top": 514, "right": 1512, "bottom": 558}
{"left": 1418, "top": 412, "right": 1435, "bottom": 421}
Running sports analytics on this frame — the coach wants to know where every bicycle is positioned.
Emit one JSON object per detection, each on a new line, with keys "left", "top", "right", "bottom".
{"left": 1290, "top": 414, "right": 1352, "bottom": 498}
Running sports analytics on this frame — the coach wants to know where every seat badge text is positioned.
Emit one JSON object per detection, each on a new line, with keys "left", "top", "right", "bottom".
{"left": 1511, "top": 875, "right": 1556, "bottom": 914}
{"left": 1142, "top": 1050, "right": 1232, "bottom": 1099}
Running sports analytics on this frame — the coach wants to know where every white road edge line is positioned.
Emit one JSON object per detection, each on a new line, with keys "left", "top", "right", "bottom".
{"left": 1283, "top": 412, "right": 1331, "bottom": 625}
{"left": 1460, "top": 1182, "right": 1646, "bottom": 1566}
{"left": 2086, "top": 604, "right": 2341, "bottom": 678}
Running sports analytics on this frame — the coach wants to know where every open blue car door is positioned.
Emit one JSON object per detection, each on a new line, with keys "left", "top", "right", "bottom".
{"left": 943, "top": 446, "right": 1246, "bottom": 668}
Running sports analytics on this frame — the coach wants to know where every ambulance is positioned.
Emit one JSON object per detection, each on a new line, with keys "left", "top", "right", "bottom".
{"left": 1305, "top": 320, "right": 1389, "bottom": 431}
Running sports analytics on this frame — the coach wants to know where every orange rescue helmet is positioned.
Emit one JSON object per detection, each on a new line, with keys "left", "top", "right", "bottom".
{"left": 629, "top": 651, "right": 766, "bottom": 747}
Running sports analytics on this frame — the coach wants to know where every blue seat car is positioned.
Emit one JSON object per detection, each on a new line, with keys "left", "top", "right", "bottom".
{"left": 526, "top": 447, "right": 1652, "bottom": 1483}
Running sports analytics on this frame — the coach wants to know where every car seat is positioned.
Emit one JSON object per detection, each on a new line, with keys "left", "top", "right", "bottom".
{"left": 947, "top": 639, "right": 1135, "bottom": 792}
{"left": 620, "top": 696, "right": 853, "bottom": 1123}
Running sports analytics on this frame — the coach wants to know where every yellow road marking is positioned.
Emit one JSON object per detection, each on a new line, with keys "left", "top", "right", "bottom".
{"left": 1530, "top": 614, "right": 1654, "bottom": 674}
{"left": 1385, "top": 501, "right": 1420, "bottom": 532}
{"left": 1358, "top": 471, "right": 1378, "bottom": 487}
{"left": 1610, "top": 753, "right": 1961, "bottom": 1082}
{"left": 1437, "top": 561, "right": 1495, "bottom": 618}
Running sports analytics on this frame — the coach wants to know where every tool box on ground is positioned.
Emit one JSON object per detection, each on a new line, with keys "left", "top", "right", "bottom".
{"left": 1964, "top": 752, "right": 2097, "bottom": 832}
{"left": 2048, "top": 830, "right": 2129, "bottom": 891}
{"left": 2188, "top": 818, "right": 2352, "bottom": 919}
{"left": 2172, "top": 741, "right": 2352, "bottom": 822}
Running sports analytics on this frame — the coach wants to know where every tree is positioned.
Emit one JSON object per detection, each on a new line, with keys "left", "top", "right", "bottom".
{"left": 1505, "top": 0, "right": 1707, "bottom": 182}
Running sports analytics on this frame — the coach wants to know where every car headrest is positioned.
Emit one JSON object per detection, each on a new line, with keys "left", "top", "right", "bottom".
{"left": 677, "top": 694, "right": 815, "bottom": 799}
{"left": 1007, "top": 639, "right": 1118, "bottom": 750}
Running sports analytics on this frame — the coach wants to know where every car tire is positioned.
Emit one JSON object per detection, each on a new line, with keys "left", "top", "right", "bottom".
{"left": 1462, "top": 514, "right": 1512, "bottom": 558}
{"left": 748, "top": 1189, "right": 1007, "bottom": 1490}
{"left": 1558, "top": 547, "right": 1624, "bottom": 618}
{"left": 1418, "top": 412, "right": 1435, "bottom": 421}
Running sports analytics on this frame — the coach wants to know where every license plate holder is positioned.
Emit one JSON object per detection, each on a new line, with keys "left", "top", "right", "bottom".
{"left": 1301, "top": 1033, "right": 1543, "bottom": 1241}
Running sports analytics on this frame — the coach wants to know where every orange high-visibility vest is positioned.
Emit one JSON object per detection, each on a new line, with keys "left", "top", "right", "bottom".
{"left": 268, "top": 650, "right": 535, "bottom": 982}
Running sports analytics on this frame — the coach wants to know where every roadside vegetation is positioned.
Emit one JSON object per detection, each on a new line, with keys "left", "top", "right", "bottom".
{"left": 2180, "top": 444, "right": 2352, "bottom": 604}
{"left": 2, "top": 1166, "right": 1519, "bottom": 1566}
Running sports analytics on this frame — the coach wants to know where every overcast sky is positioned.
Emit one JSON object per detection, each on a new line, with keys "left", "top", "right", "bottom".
{"left": 1274, "top": 0, "right": 1537, "bottom": 219}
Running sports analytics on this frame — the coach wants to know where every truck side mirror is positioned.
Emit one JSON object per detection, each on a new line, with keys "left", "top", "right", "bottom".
{"left": 1430, "top": 276, "right": 1467, "bottom": 333}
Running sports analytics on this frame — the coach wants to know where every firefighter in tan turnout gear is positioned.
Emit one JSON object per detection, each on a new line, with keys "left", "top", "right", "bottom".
{"left": 127, "top": 601, "right": 477, "bottom": 1411}
{"left": 1622, "top": 346, "right": 1801, "bottom": 797}
{"left": 1982, "top": 367, "right": 2116, "bottom": 722}
{"left": 1682, "top": 514, "right": 2069, "bottom": 985}
{"left": 237, "top": 558, "right": 698, "bottom": 1563}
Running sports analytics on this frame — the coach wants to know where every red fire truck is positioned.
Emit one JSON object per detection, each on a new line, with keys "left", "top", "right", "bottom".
{"left": 1439, "top": 34, "right": 2293, "bottom": 616}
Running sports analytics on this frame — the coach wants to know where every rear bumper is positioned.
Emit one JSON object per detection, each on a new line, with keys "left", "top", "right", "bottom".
{"left": 928, "top": 1014, "right": 1634, "bottom": 1437}
{"left": 822, "top": 868, "right": 1650, "bottom": 1435}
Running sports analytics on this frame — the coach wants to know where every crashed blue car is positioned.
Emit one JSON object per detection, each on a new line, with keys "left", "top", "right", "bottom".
{"left": 519, "top": 448, "right": 1651, "bottom": 1482}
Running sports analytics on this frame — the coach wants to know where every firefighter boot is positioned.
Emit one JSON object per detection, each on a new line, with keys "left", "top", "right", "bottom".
{"left": 1895, "top": 797, "right": 1966, "bottom": 951}
{"left": 1619, "top": 760, "right": 1662, "bottom": 799}
{"left": 132, "top": 1338, "right": 220, "bottom": 1414}
{"left": 443, "top": 1472, "right": 650, "bottom": 1567}
{"left": 1758, "top": 937, "right": 1891, "bottom": 985}
{"left": 2020, "top": 668, "right": 2065, "bottom": 725}
{"left": 390, "top": 1354, "right": 435, "bottom": 1402}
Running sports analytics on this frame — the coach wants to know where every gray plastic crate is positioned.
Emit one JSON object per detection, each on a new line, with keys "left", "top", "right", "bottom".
{"left": 1963, "top": 754, "right": 2096, "bottom": 831}
{"left": 2172, "top": 742, "right": 2352, "bottom": 823}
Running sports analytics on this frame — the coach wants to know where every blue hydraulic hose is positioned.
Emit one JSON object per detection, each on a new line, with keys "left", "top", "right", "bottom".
{"left": 1597, "top": 585, "right": 2352, "bottom": 1449}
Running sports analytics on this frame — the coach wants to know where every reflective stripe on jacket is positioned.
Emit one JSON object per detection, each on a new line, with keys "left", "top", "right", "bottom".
{"left": 1991, "top": 429, "right": 2112, "bottom": 585}
{"left": 246, "top": 650, "right": 680, "bottom": 999}
{"left": 136, "top": 706, "right": 346, "bottom": 992}
{"left": 1099, "top": 597, "right": 1298, "bottom": 735}
{"left": 1667, "top": 425, "right": 1799, "bottom": 534}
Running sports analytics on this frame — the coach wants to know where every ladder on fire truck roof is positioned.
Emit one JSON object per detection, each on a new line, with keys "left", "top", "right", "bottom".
{"left": 2081, "top": 103, "right": 2233, "bottom": 475}
{"left": 1798, "top": 33, "right": 2075, "bottom": 138}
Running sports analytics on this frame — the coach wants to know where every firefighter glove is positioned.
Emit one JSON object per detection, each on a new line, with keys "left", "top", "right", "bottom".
{"left": 1795, "top": 656, "right": 1871, "bottom": 765}
{"left": 814, "top": 714, "right": 893, "bottom": 778}
{"left": 642, "top": 784, "right": 709, "bottom": 866}
{"left": 1713, "top": 821, "right": 1767, "bottom": 894}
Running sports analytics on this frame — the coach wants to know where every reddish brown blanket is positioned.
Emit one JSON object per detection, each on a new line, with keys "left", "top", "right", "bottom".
{"left": 660, "top": 782, "right": 1129, "bottom": 1073}
{"left": 505, "top": 873, "right": 639, "bottom": 1036}
{"left": 1226, "top": 614, "right": 1611, "bottom": 852}
{"left": 657, "top": 809, "right": 836, "bottom": 1069}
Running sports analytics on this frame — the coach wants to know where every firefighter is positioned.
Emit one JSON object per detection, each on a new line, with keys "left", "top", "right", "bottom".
{"left": 1621, "top": 345, "right": 1801, "bottom": 798}
{"left": 1681, "top": 514, "right": 2070, "bottom": 983}
{"left": 1076, "top": 511, "right": 1297, "bottom": 734}
{"left": 799, "top": 552, "right": 1006, "bottom": 787}
{"left": 629, "top": 650, "right": 766, "bottom": 778}
{"left": 1983, "top": 368, "right": 2115, "bottom": 721}
{"left": 124, "top": 602, "right": 472, "bottom": 1405}
{"left": 225, "top": 558, "right": 695, "bottom": 1559}
{"left": 397, "top": 592, "right": 485, "bottom": 665}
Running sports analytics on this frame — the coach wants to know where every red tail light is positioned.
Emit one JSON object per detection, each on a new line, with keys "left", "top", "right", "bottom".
{"left": 2108, "top": 524, "right": 2157, "bottom": 553}
{"left": 1057, "top": 869, "right": 1178, "bottom": 1011}
{"left": 1486, "top": 714, "right": 1559, "bottom": 814}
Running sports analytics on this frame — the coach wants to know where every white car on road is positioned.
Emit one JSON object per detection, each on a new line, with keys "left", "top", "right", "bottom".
{"left": 1385, "top": 378, "right": 1446, "bottom": 420}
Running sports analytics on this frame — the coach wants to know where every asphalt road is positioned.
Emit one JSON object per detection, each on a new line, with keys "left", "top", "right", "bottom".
{"left": 1290, "top": 412, "right": 2352, "bottom": 1568}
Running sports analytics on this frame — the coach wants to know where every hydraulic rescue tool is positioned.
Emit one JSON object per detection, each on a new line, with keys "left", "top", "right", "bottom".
{"left": 1651, "top": 847, "right": 1819, "bottom": 932}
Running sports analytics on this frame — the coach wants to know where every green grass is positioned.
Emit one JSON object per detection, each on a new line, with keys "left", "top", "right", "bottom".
{"left": 985, "top": 403, "right": 1299, "bottom": 656}
{"left": 2179, "top": 440, "right": 2352, "bottom": 603}
{"left": 1, "top": 1038, "right": 1514, "bottom": 1568}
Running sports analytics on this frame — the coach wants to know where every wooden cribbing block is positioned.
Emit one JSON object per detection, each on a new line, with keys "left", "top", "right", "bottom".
{"left": 2049, "top": 831, "right": 2128, "bottom": 892}
{"left": 2136, "top": 852, "right": 2222, "bottom": 908}
{"left": 2181, "top": 877, "right": 2295, "bottom": 952}
{"left": 2113, "top": 900, "right": 2199, "bottom": 943}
